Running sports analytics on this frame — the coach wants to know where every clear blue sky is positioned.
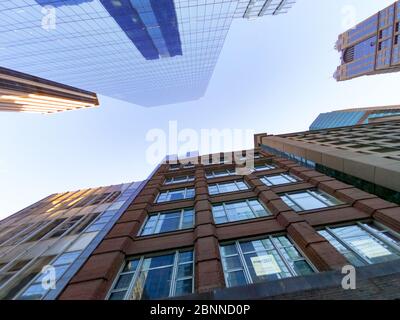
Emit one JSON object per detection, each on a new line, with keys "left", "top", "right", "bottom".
{"left": 0, "top": 0, "right": 398, "bottom": 219}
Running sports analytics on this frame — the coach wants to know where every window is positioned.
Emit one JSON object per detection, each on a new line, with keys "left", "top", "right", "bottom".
{"left": 48, "top": 216, "right": 83, "bottom": 238}
{"left": 140, "top": 209, "right": 194, "bottom": 236}
{"left": 206, "top": 169, "right": 235, "bottom": 179}
{"left": 212, "top": 199, "right": 271, "bottom": 224}
{"left": 319, "top": 223, "right": 400, "bottom": 267}
{"left": 220, "top": 235, "right": 314, "bottom": 288}
{"left": 164, "top": 175, "right": 194, "bottom": 185}
{"left": 18, "top": 251, "right": 81, "bottom": 300}
{"left": 281, "top": 189, "right": 343, "bottom": 212}
{"left": 156, "top": 188, "right": 195, "bottom": 203}
{"left": 84, "top": 210, "right": 118, "bottom": 233}
{"left": 208, "top": 180, "right": 249, "bottom": 195}
{"left": 182, "top": 163, "right": 195, "bottom": 169}
{"left": 253, "top": 163, "right": 276, "bottom": 171}
{"left": 108, "top": 250, "right": 194, "bottom": 300}
{"left": 261, "top": 173, "right": 300, "bottom": 186}
{"left": 169, "top": 164, "right": 181, "bottom": 171}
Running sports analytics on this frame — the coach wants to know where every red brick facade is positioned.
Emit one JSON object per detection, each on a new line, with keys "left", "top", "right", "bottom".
{"left": 59, "top": 149, "right": 400, "bottom": 300}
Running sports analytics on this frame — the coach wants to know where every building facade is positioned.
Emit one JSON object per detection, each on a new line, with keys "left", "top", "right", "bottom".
{"left": 54, "top": 147, "right": 400, "bottom": 300}
{"left": 0, "top": 181, "right": 144, "bottom": 299}
{"left": 0, "top": 66, "right": 99, "bottom": 114}
{"left": 310, "top": 105, "right": 400, "bottom": 130}
{"left": 0, "top": 1, "right": 295, "bottom": 106}
{"left": 334, "top": 1, "right": 400, "bottom": 81}
{"left": 258, "top": 120, "right": 400, "bottom": 205}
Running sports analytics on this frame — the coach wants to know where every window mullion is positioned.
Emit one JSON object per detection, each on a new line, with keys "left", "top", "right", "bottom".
{"left": 358, "top": 222, "right": 400, "bottom": 254}
{"left": 179, "top": 210, "right": 184, "bottom": 230}
{"left": 326, "top": 227, "right": 369, "bottom": 264}
{"left": 170, "top": 251, "right": 179, "bottom": 297}
{"left": 236, "top": 241, "right": 252, "bottom": 285}
{"left": 270, "top": 236, "right": 297, "bottom": 276}
{"left": 222, "top": 203, "right": 229, "bottom": 222}
{"left": 153, "top": 213, "right": 161, "bottom": 234}
{"left": 286, "top": 194, "right": 303, "bottom": 211}
{"left": 125, "top": 257, "right": 144, "bottom": 300}
{"left": 246, "top": 200, "right": 257, "bottom": 218}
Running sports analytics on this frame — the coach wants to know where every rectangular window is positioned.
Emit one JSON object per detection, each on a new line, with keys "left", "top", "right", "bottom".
{"left": 18, "top": 251, "right": 81, "bottom": 300}
{"left": 220, "top": 235, "right": 314, "bottom": 288}
{"left": 208, "top": 180, "right": 249, "bottom": 195}
{"left": 182, "top": 163, "right": 195, "bottom": 169}
{"left": 140, "top": 209, "right": 194, "bottom": 236}
{"left": 212, "top": 199, "right": 271, "bottom": 224}
{"left": 156, "top": 188, "right": 195, "bottom": 203}
{"left": 169, "top": 164, "right": 181, "bottom": 171}
{"left": 253, "top": 163, "right": 276, "bottom": 171}
{"left": 319, "top": 222, "right": 400, "bottom": 266}
{"left": 206, "top": 169, "right": 236, "bottom": 179}
{"left": 164, "top": 175, "right": 194, "bottom": 185}
{"left": 281, "top": 189, "right": 343, "bottom": 212}
{"left": 261, "top": 173, "right": 300, "bottom": 186}
{"left": 108, "top": 250, "right": 194, "bottom": 300}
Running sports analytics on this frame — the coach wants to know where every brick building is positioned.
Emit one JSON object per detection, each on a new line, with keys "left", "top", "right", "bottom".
{"left": 57, "top": 143, "right": 400, "bottom": 300}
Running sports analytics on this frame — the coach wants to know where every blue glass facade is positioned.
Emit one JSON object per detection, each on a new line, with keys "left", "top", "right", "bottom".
{"left": 310, "top": 111, "right": 365, "bottom": 130}
{"left": 310, "top": 108, "right": 400, "bottom": 130}
{"left": 0, "top": 0, "right": 295, "bottom": 107}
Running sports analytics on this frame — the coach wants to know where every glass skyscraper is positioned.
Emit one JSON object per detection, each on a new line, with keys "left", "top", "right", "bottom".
{"left": 309, "top": 105, "right": 400, "bottom": 130}
{"left": 334, "top": 1, "right": 400, "bottom": 81}
{"left": 0, "top": 181, "right": 144, "bottom": 300}
{"left": 0, "top": 0, "right": 295, "bottom": 107}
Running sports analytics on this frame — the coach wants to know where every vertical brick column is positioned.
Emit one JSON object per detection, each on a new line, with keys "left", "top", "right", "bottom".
{"left": 193, "top": 166, "right": 225, "bottom": 293}
{"left": 245, "top": 171, "right": 348, "bottom": 271}
{"left": 58, "top": 165, "right": 168, "bottom": 300}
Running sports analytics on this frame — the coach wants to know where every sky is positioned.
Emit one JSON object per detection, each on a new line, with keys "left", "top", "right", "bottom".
{"left": 0, "top": 0, "right": 399, "bottom": 219}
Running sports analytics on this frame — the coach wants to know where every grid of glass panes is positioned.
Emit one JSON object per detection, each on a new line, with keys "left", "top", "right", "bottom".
{"left": 212, "top": 199, "right": 271, "bottom": 224}
{"left": 260, "top": 173, "right": 300, "bottom": 186}
{"left": 164, "top": 175, "right": 195, "bottom": 185}
{"left": 319, "top": 222, "right": 400, "bottom": 267}
{"left": 206, "top": 169, "right": 236, "bottom": 179}
{"left": 220, "top": 235, "right": 314, "bottom": 288}
{"left": 140, "top": 209, "right": 194, "bottom": 236}
{"left": 281, "top": 189, "right": 343, "bottom": 212}
{"left": 156, "top": 188, "right": 195, "bottom": 203}
{"left": 253, "top": 163, "right": 276, "bottom": 171}
{"left": 108, "top": 250, "right": 194, "bottom": 300}
{"left": 0, "top": 1, "right": 295, "bottom": 108}
{"left": 17, "top": 251, "right": 82, "bottom": 300}
{"left": 208, "top": 180, "right": 249, "bottom": 195}
{"left": 0, "top": 182, "right": 140, "bottom": 300}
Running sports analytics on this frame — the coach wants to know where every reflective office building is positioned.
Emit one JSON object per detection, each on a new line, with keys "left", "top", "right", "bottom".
{"left": 310, "top": 105, "right": 400, "bottom": 130}
{"left": 0, "top": 66, "right": 99, "bottom": 114}
{"left": 0, "top": 182, "right": 143, "bottom": 299}
{"left": 0, "top": 1, "right": 295, "bottom": 106}
{"left": 334, "top": 1, "right": 400, "bottom": 81}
